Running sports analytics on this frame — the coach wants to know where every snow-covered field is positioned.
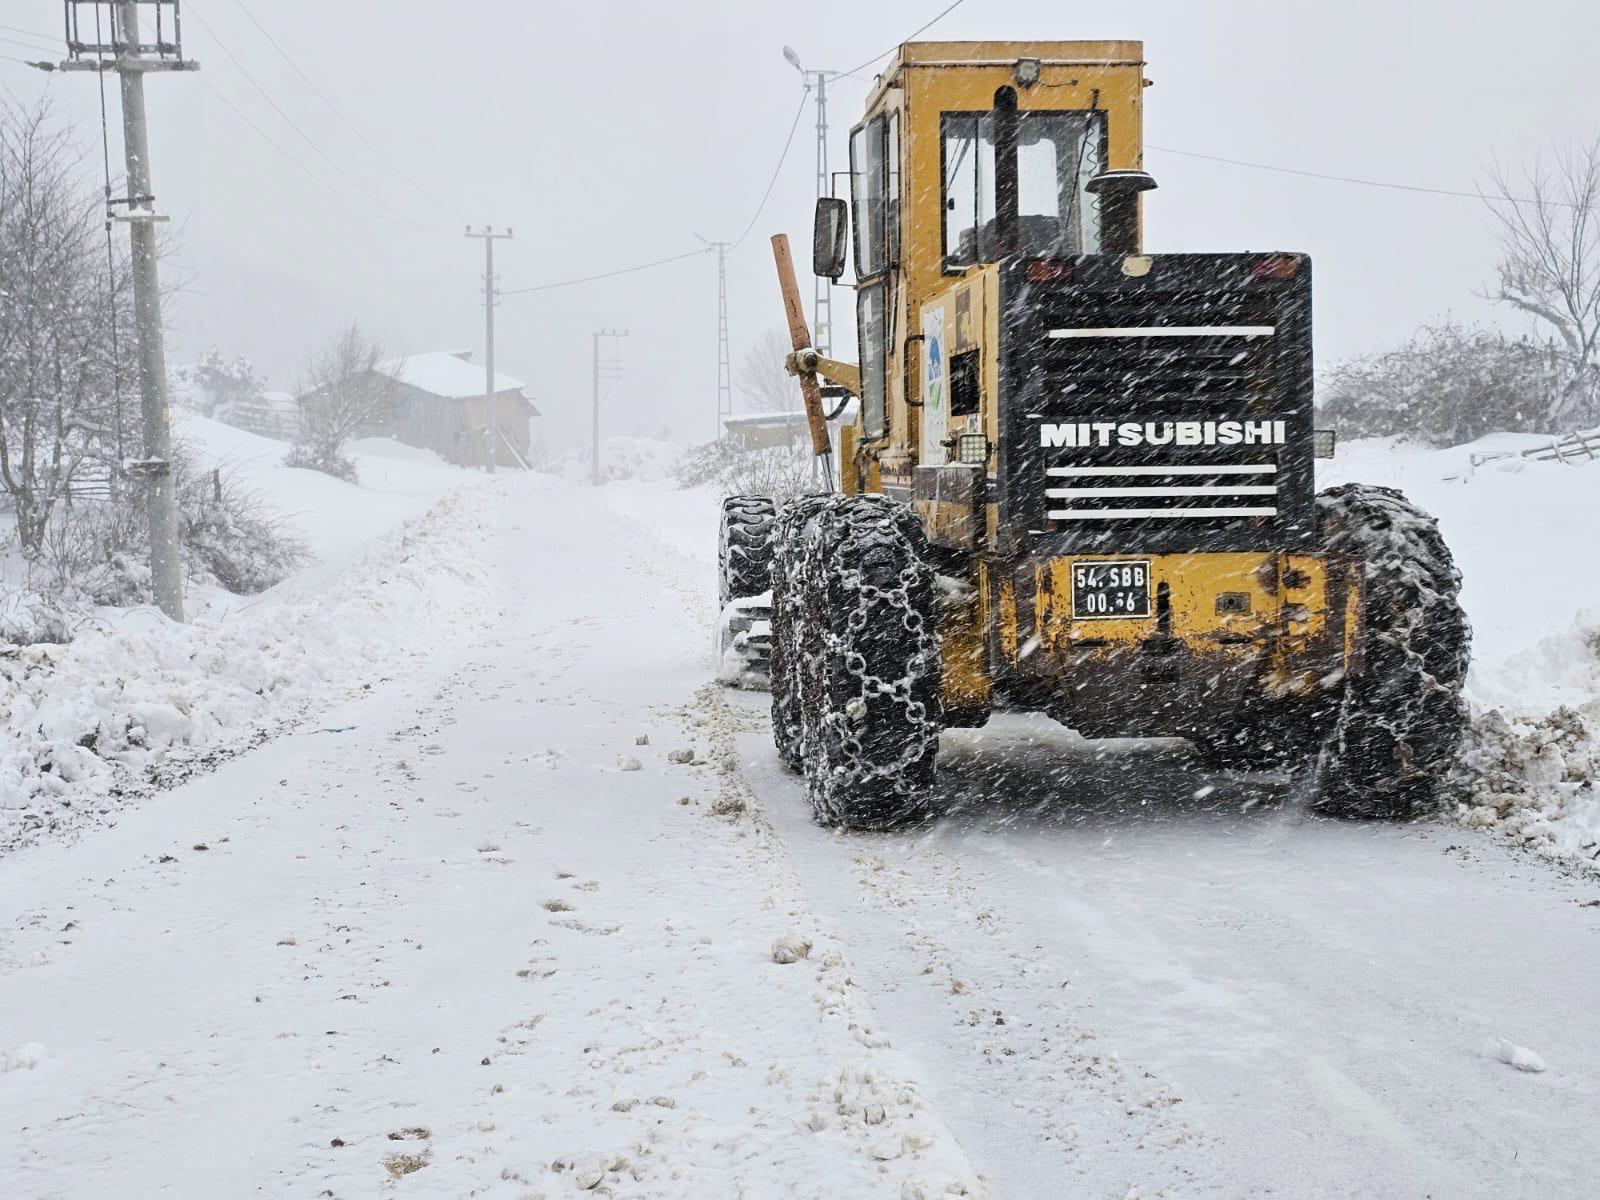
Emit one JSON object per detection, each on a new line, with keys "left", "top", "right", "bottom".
{"left": 2, "top": 432, "right": 1598, "bottom": 1197}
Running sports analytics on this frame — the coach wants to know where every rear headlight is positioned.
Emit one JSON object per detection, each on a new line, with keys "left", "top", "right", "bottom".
{"left": 1025, "top": 259, "right": 1071, "bottom": 283}
{"left": 1251, "top": 254, "right": 1301, "bottom": 280}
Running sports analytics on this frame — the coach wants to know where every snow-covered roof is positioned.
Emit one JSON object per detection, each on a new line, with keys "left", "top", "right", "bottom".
{"left": 724, "top": 411, "right": 808, "bottom": 430}
{"left": 375, "top": 351, "right": 525, "bottom": 400}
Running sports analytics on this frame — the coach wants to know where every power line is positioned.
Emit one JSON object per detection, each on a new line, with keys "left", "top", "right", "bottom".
{"left": 197, "top": 74, "right": 443, "bottom": 233}
{"left": 836, "top": 0, "right": 970, "bottom": 79}
{"left": 502, "top": 246, "right": 711, "bottom": 296}
{"left": 184, "top": 2, "right": 444, "bottom": 231}
{"left": 729, "top": 88, "right": 811, "bottom": 251}
{"left": 505, "top": 0, "right": 965, "bottom": 293}
{"left": 1147, "top": 144, "right": 1576, "bottom": 209}
{"left": 219, "top": 0, "right": 455, "bottom": 216}
{"left": 0, "top": 33, "right": 55, "bottom": 54}
{"left": 0, "top": 23, "right": 56, "bottom": 47}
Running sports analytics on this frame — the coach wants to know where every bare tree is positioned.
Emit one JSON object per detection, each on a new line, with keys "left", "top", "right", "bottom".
{"left": 735, "top": 328, "right": 801, "bottom": 413}
{"left": 1481, "top": 138, "right": 1600, "bottom": 425}
{"left": 0, "top": 98, "right": 135, "bottom": 557}
{"left": 288, "top": 322, "right": 396, "bottom": 482}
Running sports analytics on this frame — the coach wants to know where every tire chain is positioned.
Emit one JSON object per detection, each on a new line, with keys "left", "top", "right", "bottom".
{"left": 1314, "top": 483, "right": 1471, "bottom": 816}
{"left": 778, "top": 493, "right": 942, "bottom": 828}
{"left": 770, "top": 495, "right": 831, "bottom": 769}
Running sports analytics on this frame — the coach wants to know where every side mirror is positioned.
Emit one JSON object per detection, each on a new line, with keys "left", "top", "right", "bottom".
{"left": 812, "top": 197, "right": 848, "bottom": 280}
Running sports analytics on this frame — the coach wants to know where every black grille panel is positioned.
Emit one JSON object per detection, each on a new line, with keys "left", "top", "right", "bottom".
{"left": 998, "top": 254, "right": 1315, "bottom": 555}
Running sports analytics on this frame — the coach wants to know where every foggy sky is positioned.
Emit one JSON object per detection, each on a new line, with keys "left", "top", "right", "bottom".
{"left": 6, "top": 0, "right": 1599, "bottom": 452}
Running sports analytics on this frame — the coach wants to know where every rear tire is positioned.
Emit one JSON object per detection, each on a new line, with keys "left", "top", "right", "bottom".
{"left": 716, "top": 496, "right": 776, "bottom": 687}
{"left": 717, "top": 495, "right": 776, "bottom": 607}
{"left": 793, "top": 495, "right": 942, "bottom": 830}
{"left": 1311, "top": 483, "right": 1471, "bottom": 819}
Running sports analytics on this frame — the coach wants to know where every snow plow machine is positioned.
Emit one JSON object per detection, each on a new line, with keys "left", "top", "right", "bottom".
{"left": 716, "top": 40, "right": 1471, "bottom": 830}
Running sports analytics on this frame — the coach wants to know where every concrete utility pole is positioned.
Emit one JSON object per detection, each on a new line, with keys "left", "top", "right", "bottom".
{"left": 62, "top": 1, "right": 196, "bottom": 622}
{"left": 591, "top": 330, "right": 628, "bottom": 486}
{"left": 465, "top": 226, "right": 513, "bottom": 475}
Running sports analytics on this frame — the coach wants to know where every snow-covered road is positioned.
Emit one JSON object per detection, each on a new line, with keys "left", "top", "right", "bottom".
{"left": 4, "top": 473, "right": 1598, "bottom": 1198}
{"left": 742, "top": 718, "right": 1600, "bottom": 1197}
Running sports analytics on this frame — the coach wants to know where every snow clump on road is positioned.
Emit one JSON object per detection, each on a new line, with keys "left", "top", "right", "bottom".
{"left": 1460, "top": 610, "right": 1600, "bottom": 869}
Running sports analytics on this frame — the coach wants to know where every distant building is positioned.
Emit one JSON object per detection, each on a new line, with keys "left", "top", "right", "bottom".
{"left": 721, "top": 410, "right": 810, "bottom": 451}
{"left": 361, "top": 351, "right": 540, "bottom": 469}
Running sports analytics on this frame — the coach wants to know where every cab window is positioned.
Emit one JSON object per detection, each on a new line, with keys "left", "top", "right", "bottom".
{"left": 850, "top": 116, "right": 888, "bottom": 279}
{"left": 858, "top": 283, "right": 887, "bottom": 438}
{"left": 885, "top": 111, "right": 901, "bottom": 268}
{"left": 942, "top": 110, "right": 1106, "bottom": 269}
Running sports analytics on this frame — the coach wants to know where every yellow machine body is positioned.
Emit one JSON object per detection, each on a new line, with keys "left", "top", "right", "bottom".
{"left": 823, "top": 42, "right": 1352, "bottom": 739}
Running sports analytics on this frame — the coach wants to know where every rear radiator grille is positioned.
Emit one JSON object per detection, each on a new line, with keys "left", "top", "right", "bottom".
{"left": 1045, "top": 461, "right": 1279, "bottom": 521}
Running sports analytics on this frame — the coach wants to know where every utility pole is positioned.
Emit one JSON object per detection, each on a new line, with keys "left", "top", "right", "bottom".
{"left": 61, "top": 1, "right": 195, "bottom": 622}
{"left": 591, "top": 330, "right": 627, "bottom": 486}
{"left": 696, "top": 235, "right": 733, "bottom": 441}
{"left": 783, "top": 47, "right": 836, "bottom": 358}
{"left": 810, "top": 72, "right": 832, "bottom": 359}
{"left": 465, "top": 226, "right": 514, "bottom": 474}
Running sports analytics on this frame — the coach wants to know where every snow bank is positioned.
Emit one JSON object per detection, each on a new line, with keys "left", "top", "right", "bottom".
{"left": 1459, "top": 613, "right": 1600, "bottom": 867}
{"left": 0, "top": 482, "right": 501, "bottom": 856}
{"left": 176, "top": 411, "right": 477, "bottom": 566}
{"left": 1325, "top": 438, "right": 1600, "bottom": 868}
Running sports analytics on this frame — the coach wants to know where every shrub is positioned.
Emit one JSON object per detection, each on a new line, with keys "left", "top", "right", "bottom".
{"left": 12, "top": 442, "right": 307, "bottom": 639}
{"left": 676, "top": 438, "right": 820, "bottom": 503}
{"left": 283, "top": 441, "right": 358, "bottom": 483}
{"left": 1320, "top": 322, "right": 1599, "bottom": 445}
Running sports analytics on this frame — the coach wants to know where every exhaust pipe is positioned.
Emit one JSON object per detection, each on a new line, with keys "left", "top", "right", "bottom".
{"left": 993, "top": 86, "right": 1020, "bottom": 259}
{"left": 1086, "top": 168, "right": 1158, "bottom": 257}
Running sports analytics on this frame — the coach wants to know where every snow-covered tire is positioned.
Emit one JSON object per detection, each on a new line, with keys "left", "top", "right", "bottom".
{"left": 1311, "top": 483, "right": 1471, "bottom": 819}
{"left": 770, "top": 495, "right": 830, "bottom": 771}
{"left": 716, "top": 496, "right": 776, "bottom": 688}
{"left": 794, "top": 495, "right": 942, "bottom": 830}
{"left": 718, "top": 495, "right": 776, "bottom": 607}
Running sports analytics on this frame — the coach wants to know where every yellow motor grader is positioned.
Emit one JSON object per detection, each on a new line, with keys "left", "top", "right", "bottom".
{"left": 716, "top": 41, "right": 1470, "bottom": 829}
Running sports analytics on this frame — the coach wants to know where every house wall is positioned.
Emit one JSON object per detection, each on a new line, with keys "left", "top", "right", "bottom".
{"left": 357, "top": 380, "right": 534, "bottom": 468}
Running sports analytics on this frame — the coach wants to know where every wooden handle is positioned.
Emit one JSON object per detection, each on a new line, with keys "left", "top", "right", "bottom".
{"left": 771, "top": 234, "right": 831, "bottom": 458}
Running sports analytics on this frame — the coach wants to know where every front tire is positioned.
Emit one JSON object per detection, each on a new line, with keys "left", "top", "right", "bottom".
{"left": 1311, "top": 483, "right": 1471, "bottom": 819}
{"left": 793, "top": 495, "right": 942, "bottom": 830}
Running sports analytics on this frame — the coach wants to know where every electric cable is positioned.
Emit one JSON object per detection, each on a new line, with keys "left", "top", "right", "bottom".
{"left": 197, "top": 74, "right": 445, "bottom": 234}
{"left": 730, "top": 88, "right": 811, "bottom": 250}
{"left": 1147, "top": 143, "right": 1576, "bottom": 209}
{"left": 835, "top": 0, "right": 969, "bottom": 80}
{"left": 184, "top": 1, "right": 447, "bottom": 230}
{"left": 90, "top": 0, "right": 127, "bottom": 463}
{"left": 218, "top": 0, "right": 455, "bottom": 216}
{"left": 502, "top": 247, "right": 712, "bottom": 296}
